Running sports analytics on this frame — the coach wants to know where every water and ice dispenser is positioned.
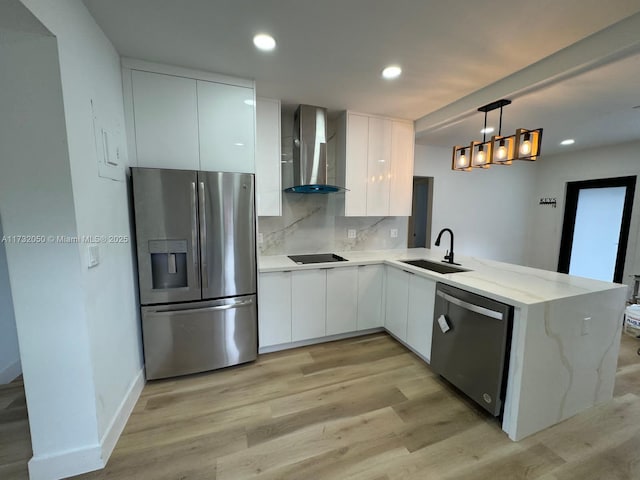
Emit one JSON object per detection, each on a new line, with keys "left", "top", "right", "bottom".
{"left": 148, "top": 239, "right": 189, "bottom": 290}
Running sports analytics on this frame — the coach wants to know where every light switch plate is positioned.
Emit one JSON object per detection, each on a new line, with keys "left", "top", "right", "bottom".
{"left": 390, "top": 229, "right": 398, "bottom": 238}
{"left": 88, "top": 244, "right": 100, "bottom": 269}
{"left": 258, "top": 233, "right": 264, "bottom": 244}
{"left": 581, "top": 316, "right": 591, "bottom": 336}
{"left": 348, "top": 229, "right": 357, "bottom": 239}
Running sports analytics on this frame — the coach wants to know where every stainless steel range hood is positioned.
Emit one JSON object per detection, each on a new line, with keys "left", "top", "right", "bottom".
{"left": 284, "top": 104, "right": 345, "bottom": 193}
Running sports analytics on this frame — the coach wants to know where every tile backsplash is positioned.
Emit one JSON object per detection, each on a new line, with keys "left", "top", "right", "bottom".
{"left": 258, "top": 193, "right": 408, "bottom": 255}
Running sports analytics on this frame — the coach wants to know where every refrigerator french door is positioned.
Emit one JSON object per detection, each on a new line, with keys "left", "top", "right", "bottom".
{"left": 132, "top": 168, "right": 257, "bottom": 380}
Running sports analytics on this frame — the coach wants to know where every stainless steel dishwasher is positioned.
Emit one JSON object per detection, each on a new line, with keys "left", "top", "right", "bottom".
{"left": 431, "top": 283, "right": 513, "bottom": 416}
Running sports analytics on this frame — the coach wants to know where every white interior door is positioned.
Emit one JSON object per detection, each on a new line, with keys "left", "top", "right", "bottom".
{"left": 568, "top": 186, "right": 626, "bottom": 282}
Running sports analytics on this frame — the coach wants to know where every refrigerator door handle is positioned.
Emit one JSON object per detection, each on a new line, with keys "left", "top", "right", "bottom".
{"left": 148, "top": 298, "right": 254, "bottom": 315}
{"left": 191, "top": 181, "right": 200, "bottom": 288}
{"left": 199, "top": 181, "right": 209, "bottom": 288}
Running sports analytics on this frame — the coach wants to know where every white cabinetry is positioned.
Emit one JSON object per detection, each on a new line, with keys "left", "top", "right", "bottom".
{"left": 123, "top": 60, "right": 255, "bottom": 172}
{"left": 255, "top": 97, "right": 282, "bottom": 216}
{"left": 389, "top": 121, "right": 415, "bottom": 216}
{"left": 131, "top": 70, "right": 199, "bottom": 170}
{"left": 197, "top": 80, "right": 255, "bottom": 173}
{"left": 366, "top": 117, "right": 393, "bottom": 216}
{"left": 291, "top": 270, "right": 326, "bottom": 341}
{"left": 342, "top": 113, "right": 369, "bottom": 216}
{"left": 357, "top": 264, "right": 384, "bottom": 330}
{"left": 326, "top": 267, "right": 358, "bottom": 335}
{"left": 337, "top": 112, "right": 414, "bottom": 216}
{"left": 258, "top": 271, "right": 292, "bottom": 347}
{"left": 406, "top": 274, "right": 436, "bottom": 361}
{"left": 384, "top": 266, "right": 410, "bottom": 341}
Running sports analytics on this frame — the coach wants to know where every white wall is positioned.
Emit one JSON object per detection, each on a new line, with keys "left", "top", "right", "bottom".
{"left": 0, "top": 216, "right": 21, "bottom": 384}
{"left": 0, "top": 24, "right": 101, "bottom": 475}
{"left": 525, "top": 140, "right": 640, "bottom": 286}
{"left": 22, "top": 0, "right": 143, "bottom": 442}
{"left": 414, "top": 144, "right": 536, "bottom": 264}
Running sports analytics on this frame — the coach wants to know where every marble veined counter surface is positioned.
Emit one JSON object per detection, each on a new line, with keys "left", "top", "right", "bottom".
{"left": 259, "top": 248, "right": 626, "bottom": 307}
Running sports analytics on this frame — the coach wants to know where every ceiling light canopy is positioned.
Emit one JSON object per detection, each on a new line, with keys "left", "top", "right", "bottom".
{"left": 452, "top": 99, "right": 543, "bottom": 171}
{"left": 253, "top": 33, "right": 276, "bottom": 51}
{"left": 382, "top": 65, "right": 402, "bottom": 79}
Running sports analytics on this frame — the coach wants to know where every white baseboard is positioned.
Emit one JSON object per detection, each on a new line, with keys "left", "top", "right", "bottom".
{"left": 27, "top": 368, "right": 145, "bottom": 480}
{"left": 259, "top": 327, "right": 385, "bottom": 354}
{"left": 0, "top": 358, "right": 22, "bottom": 384}
{"left": 28, "top": 444, "right": 103, "bottom": 480}
{"left": 100, "top": 367, "right": 145, "bottom": 461}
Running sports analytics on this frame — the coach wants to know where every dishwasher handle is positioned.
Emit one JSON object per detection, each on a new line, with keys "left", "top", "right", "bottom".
{"left": 436, "top": 290, "right": 504, "bottom": 320}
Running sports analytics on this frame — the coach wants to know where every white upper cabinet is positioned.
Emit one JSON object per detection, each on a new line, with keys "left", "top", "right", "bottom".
{"left": 197, "top": 80, "right": 255, "bottom": 173}
{"left": 123, "top": 59, "right": 255, "bottom": 172}
{"left": 389, "top": 120, "right": 415, "bottom": 216}
{"left": 337, "top": 111, "right": 414, "bottom": 217}
{"left": 131, "top": 70, "right": 199, "bottom": 170}
{"left": 366, "top": 117, "right": 392, "bottom": 216}
{"left": 342, "top": 113, "right": 369, "bottom": 216}
{"left": 255, "top": 97, "right": 282, "bottom": 216}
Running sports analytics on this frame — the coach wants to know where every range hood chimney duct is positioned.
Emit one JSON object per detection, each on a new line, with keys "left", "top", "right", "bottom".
{"left": 284, "top": 104, "right": 345, "bottom": 193}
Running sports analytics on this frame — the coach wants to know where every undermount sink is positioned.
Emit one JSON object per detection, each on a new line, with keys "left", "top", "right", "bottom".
{"left": 288, "top": 253, "right": 348, "bottom": 264}
{"left": 400, "top": 259, "right": 470, "bottom": 274}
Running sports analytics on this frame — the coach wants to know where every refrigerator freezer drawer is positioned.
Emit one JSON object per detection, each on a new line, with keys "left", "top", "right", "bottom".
{"left": 141, "top": 295, "right": 257, "bottom": 380}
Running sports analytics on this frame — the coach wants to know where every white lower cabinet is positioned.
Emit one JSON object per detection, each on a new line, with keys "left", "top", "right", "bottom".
{"left": 406, "top": 274, "right": 436, "bottom": 361}
{"left": 357, "top": 264, "right": 384, "bottom": 330}
{"left": 258, "top": 271, "right": 292, "bottom": 347}
{"left": 291, "top": 270, "right": 327, "bottom": 341}
{"left": 384, "top": 266, "right": 410, "bottom": 341}
{"left": 326, "top": 267, "right": 358, "bottom": 335}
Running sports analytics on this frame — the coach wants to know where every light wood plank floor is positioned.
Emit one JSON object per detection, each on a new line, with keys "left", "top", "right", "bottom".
{"left": 3, "top": 333, "right": 640, "bottom": 479}
{"left": 0, "top": 376, "right": 31, "bottom": 480}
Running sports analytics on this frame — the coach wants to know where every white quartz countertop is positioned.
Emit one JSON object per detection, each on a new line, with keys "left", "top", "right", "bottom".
{"left": 259, "top": 248, "right": 626, "bottom": 307}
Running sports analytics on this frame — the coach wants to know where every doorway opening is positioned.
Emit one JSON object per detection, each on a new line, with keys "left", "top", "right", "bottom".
{"left": 407, "top": 176, "right": 433, "bottom": 248}
{"left": 557, "top": 176, "right": 636, "bottom": 283}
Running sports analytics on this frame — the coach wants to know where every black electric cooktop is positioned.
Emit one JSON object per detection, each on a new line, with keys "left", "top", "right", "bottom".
{"left": 287, "top": 253, "right": 348, "bottom": 264}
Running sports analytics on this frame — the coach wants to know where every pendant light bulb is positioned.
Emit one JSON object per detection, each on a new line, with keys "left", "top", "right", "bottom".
{"left": 476, "top": 146, "right": 486, "bottom": 165}
{"left": 458, "top": 149, "right": 467, "bottom": 167}
{"left": 520, "top": 133, "right": 532, "bottom": 155}
{"left": 497, "top": 139, "right": 507, "bottom": 160}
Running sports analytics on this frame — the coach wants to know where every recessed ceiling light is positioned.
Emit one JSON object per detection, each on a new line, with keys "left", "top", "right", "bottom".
{"left": 480, "top": 127, "right": 494, "bottom": 134}
{"left": 560, "top": 139, "right": 575, "bottom": 146}
{"left": 382, "top": 65, "right": 402, "bottom": 79}
{"left": 253, "top": 33, "right": 276, "bottom": 51}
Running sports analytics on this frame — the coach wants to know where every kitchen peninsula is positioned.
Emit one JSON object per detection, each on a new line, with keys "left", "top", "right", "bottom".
{"left": 258, "top": 248, "right": 628, "bottom": 441}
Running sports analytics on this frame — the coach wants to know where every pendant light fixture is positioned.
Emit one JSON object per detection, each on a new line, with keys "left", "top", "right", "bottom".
{"left": 451, "top": 99, "right": 543, "bottom": 171}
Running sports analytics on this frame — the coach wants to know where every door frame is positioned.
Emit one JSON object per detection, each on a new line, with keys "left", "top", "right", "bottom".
{"left": 407, "top": 176, "right": 433, "bottom": 248}
{"left": 557, "top": 175, "right": 636, "bottom": 283}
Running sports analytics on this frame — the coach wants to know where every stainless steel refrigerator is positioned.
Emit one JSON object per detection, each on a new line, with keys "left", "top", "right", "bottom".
{"left": 131, "top": 167, "right": 257, "bottom": 380}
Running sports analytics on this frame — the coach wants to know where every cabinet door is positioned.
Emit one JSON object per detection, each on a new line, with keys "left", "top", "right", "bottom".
{"left": 357, "top": 264, "right": 384, "bottom": 330}
{"left": 131, "top": 70, "right": 199, "bottom": 170}
{"left": 406, "top": 275, "right": 436, "bottom": 361}
{"left": 326, "top": 267, "right": 358, "bottom": 335}
{"left": 344, "top": 113, "right": 369, "bottom": 216}
{"left": 258, "top": 272, "right": 292, "bottom": 347}
{"left": 291, "top": 270, "right": 326, "bottom": 341}
{"left": 366, "top": 117, "right": 392, "bottom": 216}
{"left": 389, "top": 121, "right": 415, "bottom": 216}
{"left": 256, "top": 97, "right": 282, "bottom": 216}
{"left": 384, "top": 266, "right": 410, "bottom": 341}
{"left": 197, "top": 80, "right": 255, "bottom": 173}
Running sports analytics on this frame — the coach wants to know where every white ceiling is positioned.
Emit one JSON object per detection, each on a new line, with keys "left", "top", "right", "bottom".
{"left": 84, "top": 0, "right": 640, "bottom": 121}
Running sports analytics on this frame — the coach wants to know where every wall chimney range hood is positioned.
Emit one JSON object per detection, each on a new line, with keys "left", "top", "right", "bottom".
{"left": 284, "top": 104, "right": 346, "bottom": 193}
